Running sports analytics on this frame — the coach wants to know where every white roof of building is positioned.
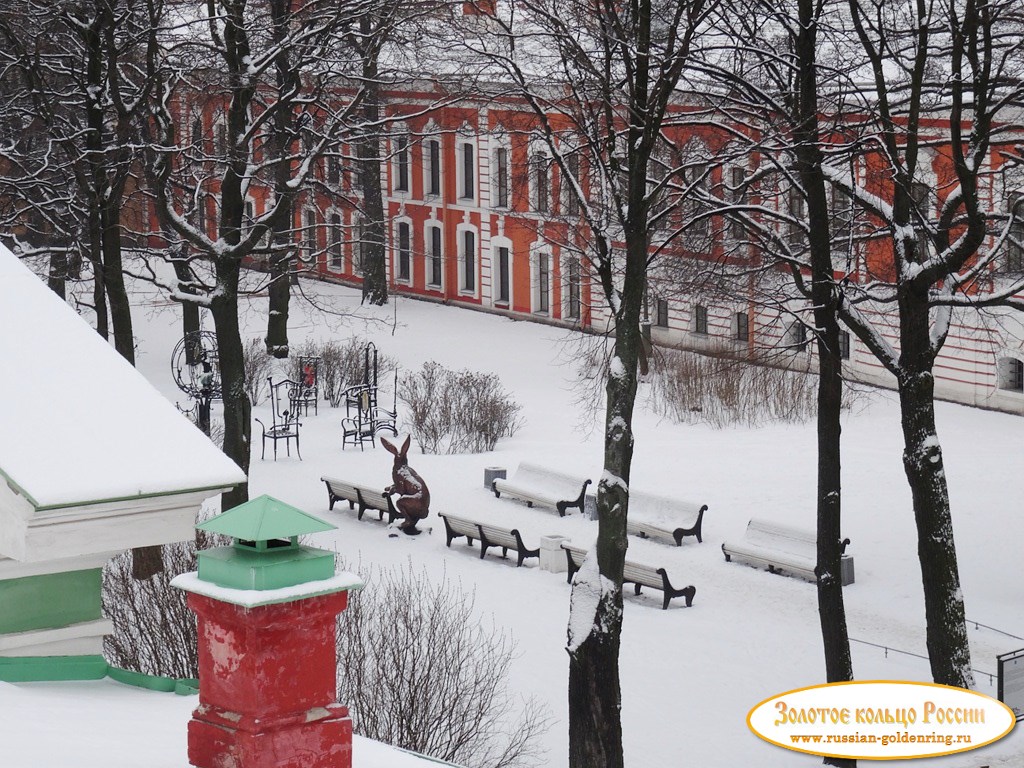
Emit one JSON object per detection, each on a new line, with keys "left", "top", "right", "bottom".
{"left": 0, "top": 245, "right": 245, "bottom": 510}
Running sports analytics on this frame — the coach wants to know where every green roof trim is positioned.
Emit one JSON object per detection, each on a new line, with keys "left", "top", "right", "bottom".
{"left": 198, "top": 494, "right": 336, "bottom": 541}
{"left": 0, "top": 462, "right": 238, "bottom": 512}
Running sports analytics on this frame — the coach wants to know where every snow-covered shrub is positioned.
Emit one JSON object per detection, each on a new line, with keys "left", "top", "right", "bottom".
{"left": 399, "top": 362, "right": 523, "bottom": 453}
{"left": 648, "top": 347, "right": 823, "bottom": 427}
{"left": 103, "top": 540, "right": 200, "bottom": 679}
{"left": 293, "top": 336, "right": 398, "bottom": 407}
{"left": 243, "top": 336, "right": 273, "bottom": 404}
{"left": 336, "top": 562, "right": 549, "bottom": 768}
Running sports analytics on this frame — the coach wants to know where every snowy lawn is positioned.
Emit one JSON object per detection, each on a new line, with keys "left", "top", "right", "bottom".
{"left": 3, "top": 270, "right": 1023, "bottom": 767}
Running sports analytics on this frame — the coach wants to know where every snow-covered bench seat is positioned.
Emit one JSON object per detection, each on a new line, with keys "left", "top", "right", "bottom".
{"left": 721, "top": 519, "right": 854, "bottom": 585}
{"left": 560, "top": 542, "right": 696, "bottom": 610}
{"left": 623, "top": 490, "right": 708, "bottom": 546}
{"left": 321, "top": 476, "right": 400, "bottom": 524}
{"left": 491, "top": 462, "right": 591, "bottom": 517}
{"left": 438, "top": 512, "right": 540, "bottom": 567}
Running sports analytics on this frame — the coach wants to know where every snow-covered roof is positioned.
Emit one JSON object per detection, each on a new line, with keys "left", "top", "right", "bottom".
{"left": 0, "top": 244, "right": 245, "bottom": 511}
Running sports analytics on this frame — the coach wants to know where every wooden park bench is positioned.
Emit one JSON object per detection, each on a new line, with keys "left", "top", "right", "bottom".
{"left": 491, "top": 462, "right": 591, "bottom": 517}
{"left": 622, "top": 490, "right": 708, "bottom": 545}
{"left": 560, "top": 542, "right": 696, "bottom": 610}
{"left": 438, "top": 512, "right": 540, "bottom": 567}
{"left": 721, "top": 519, "right": 854, "bottom": 585}
{"left": 320, "top": 476, "right": 400, "bottom": 524}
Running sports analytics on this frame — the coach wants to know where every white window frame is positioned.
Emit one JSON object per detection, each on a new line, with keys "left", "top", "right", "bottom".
{"left": 997, "top": 355, "right": 1024, "bottom": 393}
{"left": 562, "top": 253, "right": 582, "bottom": 320}
{"left": 424, "top": 220, "right": 444, "bottom": 290}
{"left": 456, "top": 223, "right": 479, "bottom": 295}
{"left": 530, "top": 242, "right": 553, "bottom": 315}
{"left": 301, "top": 207, "right": 318, "bottom": 271}
{"left": 528, "top": 137, "right": 552, "bottom": 214}
{"left": 490, "top": 133, "right": 512, "bottom": 209}
{"left": 393, "top": 216, "right": 413, "bottom": 285}
{"left": 491, "top": 235, "right": 513, "bottom": 307}
{"left": 391, "top": 123, "right": 411, "bottom": 196}
{"left": 326, "top": 208, "right": 344, "bottom": 271}
{"left": 693, "top": 303, "right": 709, "bottom": 335}
{"left": 456, "top": 132, "right": 477, "bottom": 203}
{"left": 422, "top": 125, "right": 443, "bottom": 199}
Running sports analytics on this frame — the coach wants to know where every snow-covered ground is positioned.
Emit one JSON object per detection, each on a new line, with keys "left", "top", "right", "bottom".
{"left": 3, "top": 270, "right": 1023, "bottom": 767}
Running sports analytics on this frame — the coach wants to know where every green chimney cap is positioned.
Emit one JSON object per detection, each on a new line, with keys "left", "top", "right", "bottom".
{"left": 197, "top": 494, "right": 335, "bottom": 542}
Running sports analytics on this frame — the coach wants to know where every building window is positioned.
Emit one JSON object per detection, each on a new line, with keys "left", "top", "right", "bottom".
{"left": 329, "top": 213, "right": 343, "bottom": 269}
{"left": 839, "top": 329, "right": 851, "bottom": 360}
{"left": 197, "top": 193, "right": 207, "bottom": 236}
{"left": 535, "top": 252, "right": 550, "bottom": 313}
{"left": 426, "top": 138, "right": 441, "bottom": 197}
{"left": 1005, "top": 193, "right": 1024, "bottom": 273}
{"left": 354, "top": 218, "right": 365, "bottom": 275}
{"left": 327, "top": 153, "right": 341, "bottom": 186}
{"left": 684, "top": 161, "right": 709, "bottom": 239}
{"left": 565, "top": 257, "right": 581, "bottom": 319}
{"left": 564, "top": 153, "right": 580, "bottom": 217}
{"left": 494, "top": 146, "right": 509, "bottom": 208}
{"left": 998, "top": 356, "right": 1024, "bottom": 392}
{"left": 394, "top": 135, "right": 410, "bottom": 193}
{"left": 832, "top": 185, "right": 855, "bottom": 256}
{"left": 727, "top": 165, "right": 746, "bottom": 240}
{"left": 460, "top": 142, "right": 475, "bottom": 200}
{"left": 693, "top": 304, "right": 709, "bottom": 335}
{"left": 461, "top": 229, "right": 476, "bottom": 292}
{"left": 735, "top": 311, "right": 749, "bottom": 342}
{"left": 787, "top": 187, "right": 805, "bottom": 246}
{"left": 655, "top": 298, "right": 669, "bottom": 328}
{"left": 396, "top": 221, "right": 411, "bottom": 282}
{"left": 531, "top": 152, "right": 550, "bottom": 213}
{"left": 428, "top": 225, "right": 443, "bottom": 287}
{"left": 192, "top": 115, "right": 204, "bottom": 149}
{"left": 302, "top": 209, "right": 317, "bottom": 266}
{"left": 496, "top": 246, "right": 510, "bottom": 304}
{"left": 788, "top": 321, "right": 808, "bottom": 350}
{"left": 214, "top": 117, "right": 227, "bottom": 156}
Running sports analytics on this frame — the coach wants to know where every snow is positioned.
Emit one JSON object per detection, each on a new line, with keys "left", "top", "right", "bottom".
{"left": 171, "top": 571, "right": 363, "bottom": 608}
{"left": 0, "top": 245, "right": 245, "bottom": 509}
{"left": 2, "top": 263, "right": 1024, "bottom": 767}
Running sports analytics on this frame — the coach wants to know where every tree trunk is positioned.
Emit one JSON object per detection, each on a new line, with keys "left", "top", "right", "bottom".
{"left": 358, "top": 25, "right": 387, "bottom": 306}
{"left": 898, "top": 290, "right": 972, "bottom": 688}
{"left": 266, "top": 234, "right": 292, "bottom": 358}
{"left": 47, "top": 249, "right": 67, "bottom": 299}
{"left": 793, "top": 7, "right": 855, "bottom": 767}
{"left": 568, "top": 605, "right": 623, "bottom": 768}
{"left": 171, "top": 247, "right": 201, "bottom": 364}
{"left": 89, "top": 209, "right": 109, "bottom": 341}
{"left": 264, "top": 0, "right": 297, "bottom": 357}
{"left": 212, "top": 259, "right": 251, "bottom": 511}
{"left": 101, "top": 187, "right": 135, "bottom": 364}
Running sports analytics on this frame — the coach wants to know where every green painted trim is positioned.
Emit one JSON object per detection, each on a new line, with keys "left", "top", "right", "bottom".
{"left": 32, "top": 482, "right": 240, "bottom": 513}
{"left": 105, "top": 667, "right": 199, "bottom": 695}
{"left": 0, "top": 655, "right": 108, "bottom": 682}
{"left": 0, "top": 568, "right": 102, "bottom": 634}
{"left": 0, "top": 465, "right": 40, "bottom": 508}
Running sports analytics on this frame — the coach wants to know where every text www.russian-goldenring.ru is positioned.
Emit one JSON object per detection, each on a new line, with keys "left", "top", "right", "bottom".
{"left": 790, "top": 732, "right": 972, "bottom": 747}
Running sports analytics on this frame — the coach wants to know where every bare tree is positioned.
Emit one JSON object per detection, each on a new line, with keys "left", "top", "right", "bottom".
{"left": 336, "top": 563, "right": 550, "bottom": 768}
{"left": 464, "top": 2, "right": 713, "bottom": 764}
{"left": 0, "top": 0, "right": 158, "bottom": 360}
{"left": 145, "top": 0, "right": 367, "bottom": 508}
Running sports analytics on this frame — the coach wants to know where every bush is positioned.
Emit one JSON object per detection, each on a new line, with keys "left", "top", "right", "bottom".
{"left": 243, "top": 337, "right": 273, "bottom": 405}
{"left": 288, "top": 336, "right": 398, "bottom": 408}
{"left": 399, "top": 361, "right": 523, "bottom": 453}
{"left": 647, "top": 347, "right": 828, "bottom": 428}
{"left": 336, "top": 563, "right": 549, "bottom": 768}
{"left": 103, "top": 540, "right": 200, "bottom": 679}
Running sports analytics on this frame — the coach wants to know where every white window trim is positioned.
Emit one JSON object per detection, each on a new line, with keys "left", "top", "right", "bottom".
{"left": 456, "top": 222, "right": 479, "bottom": 296}
{"left": 390, "top": 122, "right": 411, "bottom": 197}
{"left": 561, "top": 253, "right": 582, "bottom": 320}
{"left": 325, "top": 206, "right": 345, "bottom": 272}
{"left": 996, "top": 351, "right": 1024, "bottom": 394}
{"left": 490, "top": 132, "right": 512, "bottom": 209}
{"left": 529, "top": 241, "right": 553, "bottom": 315}
{"left": 528, "top": 136, "right": 552, "bottom": 215}
{"left": 421, "top": 121, "right": 443, "bottom": 200}
{"left": 490, "top": 235, "right": 514, "bottom": 308}
{"left": 393, "top": 216, "right": 414, "bottom": 286}
{"left": 424, "top": 219, "right": 445, "bottom": 291}
{"left": 301, "top": 206, "right": 318, "bottom": 270}
{"left": 455, "top": 132, "right": 478, "bottom": 203}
